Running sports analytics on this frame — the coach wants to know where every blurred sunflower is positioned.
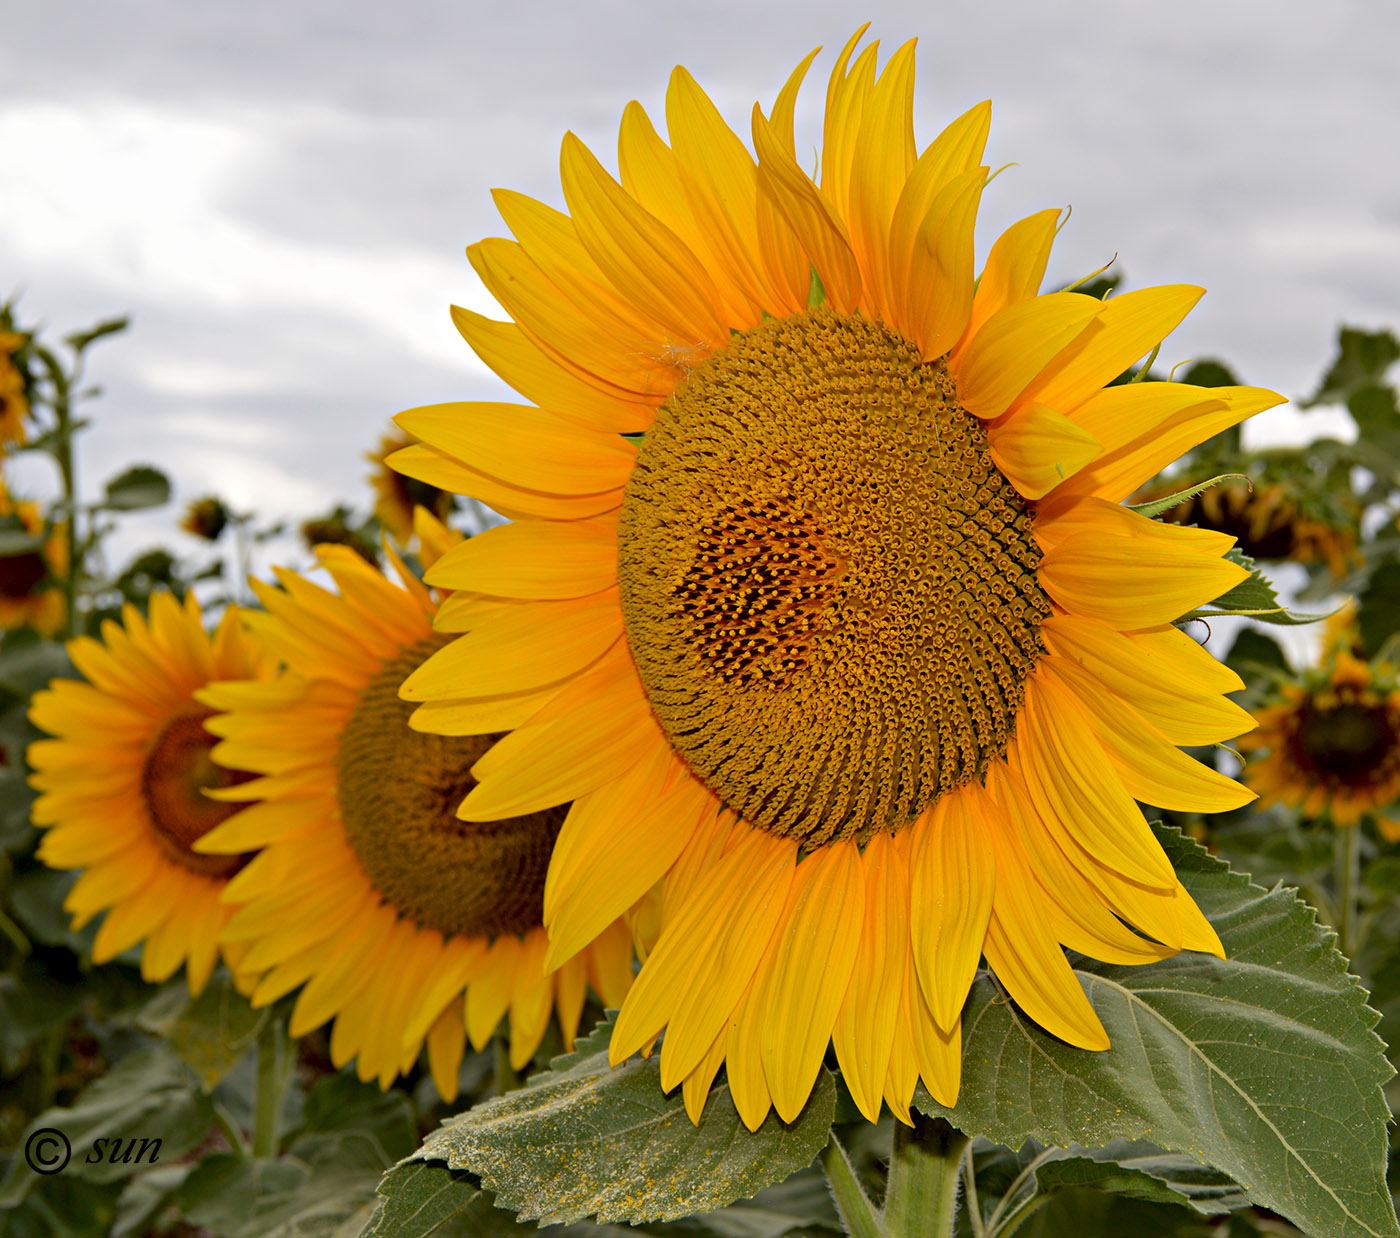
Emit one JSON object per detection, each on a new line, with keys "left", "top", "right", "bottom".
{"left": 1239, "top": 637, "right": 1400, "bottom": 839}
{"left": 180, "top": 495, "right": 231, "bottom": 542}
{"left": 367, "top": 427, "right": 456, "bottom": 544}
{"left": 0, "top": 329, "right": 30, "bottom": 447}
{"left": 196, "top": 510, "right": 634, "bottom": 1100}
{"left": 0, "top": 480, "right": 66, "bottom": 637}
{"left": 27, "top": 593, "right": 274, "bottom": 993}
{"left": 1141, "top": 475, "right": 1359, "bottom": 579}
{"left": 391, "top": 31, "right": 1281, "bottom": 1127}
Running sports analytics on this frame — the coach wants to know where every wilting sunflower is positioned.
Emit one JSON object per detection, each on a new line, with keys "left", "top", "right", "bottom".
{"left": 27, "top": 593, "right": 274, "bottom": 993}
{"left": 367, "top": 427, "right": 456, "bottom": 544}
{"left": 0, "top": 480, "right": 66, "bottom": 636}
{"left": 195, "top": 511, "right": 634, "bottom": 1100}
{"left": 390, "top": 30, "right": 1282, "bottom": 1128}
{"left": 1239, "top": 641, "right": 1400, "bottom": 839}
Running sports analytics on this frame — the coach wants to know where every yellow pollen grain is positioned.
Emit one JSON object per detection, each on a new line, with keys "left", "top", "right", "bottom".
{"left": 618, "top": 308, "right": 1049, "bottom": 847}
{"left": 337, "top": 636, "right": 566, "bottom": 938}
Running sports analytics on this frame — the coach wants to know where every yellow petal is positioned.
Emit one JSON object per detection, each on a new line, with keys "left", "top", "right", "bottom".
{"left": 559, "top": 132, "right": 728, "bottom": 346}
{"left": 1036, "top": 499, "right": 1248, "bottom": 627}
{"left": 988, "top": 402, "right": 1102, "bottom": 499}
{"left": 1046, "top": 657, "right": 1255, "bottom": 813}
{"left": 424, "top": 518, "right": 617, "bottom": 599}
{"left": 1018, "top": 670, "right": 1176, "bottom": 890}
{"left": 427, "top": 1002, "right": 466, "bottom": 1103}
{"left": 449, "top": 304, "right": 655, "bottom": 433}
{"left": 909, "top": 789, "right": 994, "bottom": 1030}
{"left": 761, "top": 842, "right": 865, "bottom": 1122}
{"left": 904, "top": 167, "right": 985, "bottom": 361}
{"left": 955, "top": 207, "right": 1061, "bottom": 354}
{"left": 466, "top": 935, "right": 521, "bottom": 1050}
{"left": 831, "top": 832, "right": 907, "bottom": 1122}
{"left": 751, "top": 107, "right": 861, "bottom": 314}
{"left": 613, "top": 827, "right": 795, "bottom": 1070}
{"left": 1018, "top": 284, "right": 1204, "bottom": 415}
{"left": 1058, "top": 383, "right": 1284, "bottom": 503}
{"left": 1041, "top": 614, "right": 1253, "bottom": 746}
{"left": 396, "top": 401, "right": 635, "bottom": 496}
{"left": 948, "top": 293, "right": 1101, "bottom": 419}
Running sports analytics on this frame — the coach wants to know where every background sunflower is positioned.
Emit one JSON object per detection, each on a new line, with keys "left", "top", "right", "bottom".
{"left": 27, "top": 591, "right": 274, "bottom": 993}
{"left": 196, "top": 513, "right": 635, "bottom": 1100}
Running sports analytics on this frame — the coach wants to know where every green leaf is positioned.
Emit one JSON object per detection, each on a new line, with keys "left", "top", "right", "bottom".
{"left": 64, "top": 316, "right": 130, "bottom": 353}
{"left": 1304, "top": 326, "right": 1400, "bottom": 407}
{"left": 1360, "top": 559, "right": 1400, "bottom": 659}
{"left": 1178, "top": 359, "right": 1240, "bottom": 389}
{"left": 0, "top": 1045, "right": 214, "bottom": 1204}
{"left": 7, "top": 866, "right": 98, "bottom": 953}
{"left": 137, "top": 970, "right": 269, "bottom": 1090}
{"left": 396, "top": 1013, "right": 837, "bottom": 1226}
{"left": 0, "top": 528, "right": 45, "bottom": 556}
{"left": 363, "top": 1162, "right": 485, "bottom": 1237}
{"left": 1223, "top": 627, "right": 1290, "bottom": 678}
{"left": 112, "top": 1163, "right": 194, "bottom": 1238}
{"left": 293, "top": 1070, "right": 417, "bottom": 1164}
{"left": 1181, "top": 548, "right": 1333, "bottom": 626}
{"left": 914, "top": 825, "right": 1399, "bottom": 1238}
{"left": 175, "top": 1147, "right": 386, "bottom": 1238}
{"left": 1129, "top": 474, "right": 1249, "bottom": 519}
{"left": 973, "top": 1138, "right": 1247, "bottom": 1235}
{"left": 100, "top": 464, "right": 171, "bottom": 511}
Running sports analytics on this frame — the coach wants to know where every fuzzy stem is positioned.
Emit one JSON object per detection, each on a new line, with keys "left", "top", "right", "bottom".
{"left": 251, "top": 1015, "right": 291, "bottom": 1158}
{"left": 1334, "top": 824, "right": 1361, "bottom": 959}
{"left": 883, "top": 1114, "right": 968, "bottom": 1238}
{"left": 818, "top": 1131, "right": 885, "bottom": 1238}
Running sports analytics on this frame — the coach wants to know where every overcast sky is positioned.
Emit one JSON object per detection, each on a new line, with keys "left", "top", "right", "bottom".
{"left": 1, "top": 0, "right": 1397, "bottom": 580}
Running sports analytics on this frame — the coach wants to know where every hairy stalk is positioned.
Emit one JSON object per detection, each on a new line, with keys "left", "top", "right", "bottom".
{"left": 1334, "top": 824, "right": 1361, "bottom": 959}
{"left": 252, "top": 1015, "right": 292, "bottom": 1158}
{"left": 883, "top": 1114, "right": 968, "bottom": 1238}
{"left": 818, "top": 1131, "right": 884, "bottom": 1238}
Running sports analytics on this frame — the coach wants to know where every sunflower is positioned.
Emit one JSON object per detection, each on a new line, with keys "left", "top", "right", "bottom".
{"left": 367, "top": 427, "right": 456, "bottom": 544}
{"left": 27, "top": 592, "right": 274, "bottom": 993}
{"left": 0, "top": 480, "right": 66, "bottom": 637}
{"left": 0, "top": 330, "right": 30, "bottom": 448}
{"left": 180, "top": 495, "right": 231, "bottom": 542}
{"left": 390, "top": 31, "right": 1282, "bottom": 1128}
{"left": 1140, "top": 475, "right": 1359, "bottom": 579}
{"left": 1238, "top": 643, "right": 1400, "bottom": 839}
{"left": 195, "top": 510, "right": 635, "bottom": 1100}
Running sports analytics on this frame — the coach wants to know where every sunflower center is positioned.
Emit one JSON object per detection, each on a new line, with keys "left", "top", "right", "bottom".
{"left": 0, "top": 551, "right": 46, "bottom": 600}
{"left": 1293, "top": 698, "right": 1400, "bottom": 786}
{"left": 337, "top": 636, "right": 566, "bottom": 938}
{"left": 141, "top": 705, "right": 255, "bottom": 879}
{"left": 618, "top": 308, "right": 1049, "bottom": 846}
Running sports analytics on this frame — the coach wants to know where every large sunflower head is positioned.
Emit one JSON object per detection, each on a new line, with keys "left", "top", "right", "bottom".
{"left": 0, "top": 480, "right": 66, "bottom": 637}
{"left": 391, "top": 30, "right": 1282, "bottom": 1128}
{"left": 27, "top": 592, "right": 275, "bottom": 993}
{"left": 1238, "top": 643, "right": 1400, "bottom": 836}
{"left": 195, "top": 510, "right": 635, "bottom": 1100}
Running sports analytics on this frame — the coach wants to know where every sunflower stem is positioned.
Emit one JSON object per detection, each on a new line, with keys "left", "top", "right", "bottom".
{"left": 493, "top": 1035, "right": 520, "bottom": 1096}
{"left": 1334, "top": 824, "right": 1361, "bottom": 960}
{"left": 252, "top": 1014, "right": 292, "bottom": 1158}
{"left": 883, "top": 1114, "right": 967, "bottom": 1238}
{"left": 33, "top": 343, "right": 80, "bottom": 638}
{"left": 818, "top": 1130, "right": 885, "bottom": 1238}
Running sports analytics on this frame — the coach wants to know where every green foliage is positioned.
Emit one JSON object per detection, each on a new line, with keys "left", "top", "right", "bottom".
{"left": 383, "top": 1014, "right": 837, "bottom": 1227}
{"left": 1130, "top": 474, "right": 1249, "bottom": 519}
{"left": 0, "top": 1045, "right": 214, "bottom": 1204}
{"left": 915, "top": 826, "right": 1398, "bottom": 1238}
{"left": 100, "top": 464, "right": 171, "bottom": 512}
{"left": 1183, "top": 548, "right": 1334, "bottom": 625}
{"left": 136, "top": 971, "right": 270, "bottom": 1091}
{"left": 1304, "top": 326, "right": 1400, "bottom": 409}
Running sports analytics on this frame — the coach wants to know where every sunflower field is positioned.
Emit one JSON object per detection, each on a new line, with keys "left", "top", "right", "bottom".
{"left": 4, "top": 31, "right": 1400, "bottom": 1238}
